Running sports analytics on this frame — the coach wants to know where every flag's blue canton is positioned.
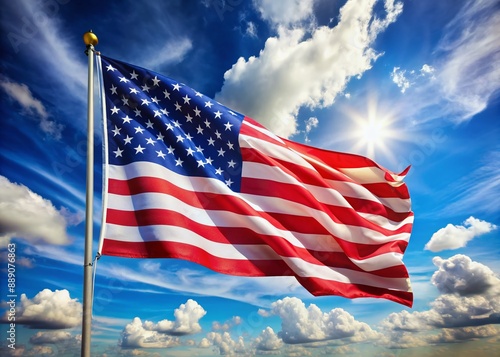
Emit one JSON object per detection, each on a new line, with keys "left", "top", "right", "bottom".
{"left": 100, "top": 56, "right": 245, "bottom": 191}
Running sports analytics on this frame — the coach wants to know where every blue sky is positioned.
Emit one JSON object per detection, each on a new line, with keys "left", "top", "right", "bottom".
{"left": 0, "top": 0, "right": 499, "bottom": 356}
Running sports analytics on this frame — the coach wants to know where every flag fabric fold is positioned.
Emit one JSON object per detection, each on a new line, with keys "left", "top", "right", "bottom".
{"left": 97, "top": 55, "right": 414, "bottom": 307}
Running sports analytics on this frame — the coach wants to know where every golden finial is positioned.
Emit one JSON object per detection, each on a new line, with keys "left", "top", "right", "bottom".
{"left": 83, "top": 30, "right": 98, "bottom": 47}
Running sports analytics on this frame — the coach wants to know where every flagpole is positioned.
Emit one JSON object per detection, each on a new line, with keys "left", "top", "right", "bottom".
{"left": 82, "top": 30, "right": 98, "bottom": 357}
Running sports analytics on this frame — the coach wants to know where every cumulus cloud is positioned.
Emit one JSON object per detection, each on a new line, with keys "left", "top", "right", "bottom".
{"left": 216, "top": 0, "right": 402, "bottom": 138}
{"left": 304, "top": 116, "right": 319, "bottom": 142}
{"left": 425, "top": 217, "right": 497, "bottom": 252}
{"left": 9, "top": 289, "right": 82, "bottom": 329}
{"left": 379, "top": 254, "right": 500, "bottom": 348}
{"left": 212, "top": 316, "right": 242, "bottom": 331}
{"left": 29, "top": 331, "right": 78, "bottom": 345}
{"left": 432, "top": 254, "right": 500, "bottom": 296}
{"left": 120, "top": 317, "right": 180, "bottom": 349}
{"left": 120, "top": 300, "right": 205, "bottom": 348}
{"left": 0, "top": 176, "right": 72, "bottom": 247}
{"left": 205, "top": 331, "right": 246, "bottom": 355}
{"left": 271, "top": 297, "right": 379, "bottom": 344}
{"left": 0, "top": 77, "right": 63, "bottom": 139}
{"left": 254, "top": 327, "right": 283, "bottom": 351}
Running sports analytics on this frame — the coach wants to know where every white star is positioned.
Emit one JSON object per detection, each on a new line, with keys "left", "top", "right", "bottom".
{"left": 185, "top": 133, "right": 193, "bottom": 141}
{"left": 204, "top": 119, "right": 211, "bottom": 128}
{"left": 183, "top": 95, "right": 191, "bottom": 104}
{"left": 113, "top": 147, "right": 123, "bottom": 157}
{"left": 156, "top": 150, "right": 166, "bottom": 159}
{"left": 141, "top": 98, "right": 150, "bottom": 106}
{"left": 145, "top": 120, "right": 154, "bottom": 128}
{"left": 110, "top": 106, "right": 120, "bottom": 114}
{"left": 146, "top": 138, "right": 155, "bottom": 145}
{"left": 134, "top": 145, "right": 145, "bottom": 154}
{"left": 122, "top": 115, "right": 132, "bottom": 124}
{"left": 161, "top": 108, "right": 169, "bottom": 116}
{"left": 196, "top": 126, "right": 204, "bottom": 134}
{"left": 205, "top": 101, "right": 213, "bottom": 108}
{"left": 185, "top": 114, "right": 193, "bottom": 122}
{"left": 175, "top": 158, "right": 183, "bottom": 166}
{"left": 157, "top": 133, "right": 165, "bottom": 141}
{"left": 119, "top": 76, "right": 129, "bottom": 83}
{"left": 110, "top": 85, "right": 117, "bottom": 94}
{"left": 130, "top": 70, "right": 138, "bottom": 80}
{"left": 163, "top": 89, "right": 171, "bottom": 99}
{"left": 229, "top": 110, "right": 238, "bottom": 116}
{"left": 215, "top": 167, "right": 223, "bottom": 175}
{"left": 172, "top": 83, "right": 181, "bottom": 91}
{"left": 152, "top": 96, "right": 160, "bottom": 104}
{"left": 121, "top": 96, "right": 129, "bottom": 106}
{"left": 205, "top": 157, "right": 214, "bottom": 165}
{"left": 154, "top": 110, "right": 162, "bottom": 118}
{"left": 228, "top": 160, "right": 236, "bottom": 168}
{"left": 195, "top": 91, "right": 203, "bottom": 97}
{"left": 197, "top": 160, "right": 205, "bottom": 167}
{"left": 166, "top": 123, "right": 174, "bottom": 131}
{"left": 217, "top": 148, "right": 225, "bottom": 156}
{"left": 134, "top": 108, "right": 142, "bottom": 117}
{"left": 174, "top": 102, "right": 182, "bottom": 111}
{"left": 106, "top": 64, "right": 116, "bottom": 71}
{"left": 224, "top": 122, "right": 233, "bottom": 131}
{"left": 112, "top": 125, "right": 121, "bottom": 136}
{"left": 123, "top": 135, "right": 133, "bottom": 145}
{"left": 215, "top": 130, "right": 222, "bottom": 139}
{"left": 173, "top": 120, "right": 181, "bottom": 128}
{"left": 135, "top": 126, "right": 145, "bottom": 134}
{"left": 186, "top": 147, "right": 195, "bottom": 156}
{"left": 207, "top": 137, "right": 215, "bottom": 146}
{"left": 152, "top": 76, "right": 160, "bottom": 86}
{"left": 225, "top": 178, "right": 233, "bottom": 187}
{"left": 130, "top": 87, "right": 139, "bottom": 94}
{"left": 214, "top": 110, "right": 222, "bottom": 119}
{"left": 227, "top": 141, "right": 234, "bottom": 150}
{"left": 196, "top": 146, "right": 204, "bottom": 153}
{"left": 142, "top": 84, "right": 150, "bottom": 92}
{"left": 193, "top": 107, "right": 201, "bottom": 117}
{"left": 176, "top": 135, "right": 184, "bottom": 142}
{"left": 167, "top": 146, "right": 175, "bottom": 154}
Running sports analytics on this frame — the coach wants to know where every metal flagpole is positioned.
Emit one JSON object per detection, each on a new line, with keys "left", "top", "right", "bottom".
{"left": 82, "top": 30, "right": 98, "bottom": 357}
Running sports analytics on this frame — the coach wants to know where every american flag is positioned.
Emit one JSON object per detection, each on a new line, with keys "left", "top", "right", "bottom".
{"left": 97, "top": 55, "right": 414, "bottom": 307}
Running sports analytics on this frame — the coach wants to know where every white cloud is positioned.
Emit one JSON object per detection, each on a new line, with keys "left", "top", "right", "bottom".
{"left": 143, "top": 299, "right": 206, "bottom": 336}
{"left": 217, "top": 0, "right": 403, "bottom": 138}
{"left": 29, "top": 331, "right": 79, "bottom": 345}
{"left": 391, "top": 67, "right": 411, "bottom": 93}
{"left": 420, "top": 64, "right": 435, "bottom": 76}
{"left": 212, "top": 316, "right": 242, "bottom": 331}
{"left": 143, "top": 37, "right": 193, "bottom": 69}
{"left": 12, "top": 289, "right": 82, "bottom": 329}
{"left": 205, "top": 331, "right": 246, "bottom": 355}
{"left": 254, "top": 326, "right": 283, "bottom": 351}
{"left": 304, "top": 116, "right": 319, "bottom": 142}
{"left": 379, "top": 254, "right": 500, "bottom": 348}
{"left": 271, "top": 297, "right": 379, "bottom": 344}
{"left": 0, "top": 78, "right": 63, "bottom": 139}
{"left": 119, "top": 317, "right": 180, "bottom": 349}
{"left": 253, "top": 0, "right": 316, "bottom": 28}
{"left": 0, "top": 176, "right": 71, "bottom": 247}
{"left": 120, "top": 299, "right": 205, "bottom": 348}
{"left": 425, "top": 217, "right": 497, "bottom": 252}
{"left": 431, "top": 254, "right": 500, "bottom": 297}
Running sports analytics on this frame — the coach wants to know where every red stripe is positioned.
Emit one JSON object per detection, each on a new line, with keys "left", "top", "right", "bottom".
{"left": 101, "top": 240, "right": 412, "bottom": 306}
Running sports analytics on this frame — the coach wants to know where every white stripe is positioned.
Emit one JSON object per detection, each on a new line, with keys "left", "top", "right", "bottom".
{"left": 283, "top": 257, "right": 411, "bottom": 292}
{"left": 104, "top": 223, "right": 279, "bottom": 260}
{"left": 242, "top": 120, "right": 285, "bottom": 144}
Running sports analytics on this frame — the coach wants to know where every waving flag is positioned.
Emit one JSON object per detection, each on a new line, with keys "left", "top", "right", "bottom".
{"left": 97, "top": 55, "right": 414, "bottom": 307}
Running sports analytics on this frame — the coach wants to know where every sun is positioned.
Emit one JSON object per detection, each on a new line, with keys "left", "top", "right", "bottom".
{"left": 356, "top": 116, "right": 391, "bottom": 158}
